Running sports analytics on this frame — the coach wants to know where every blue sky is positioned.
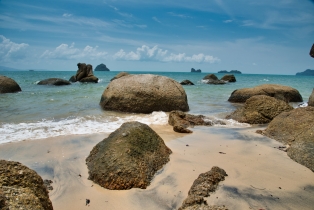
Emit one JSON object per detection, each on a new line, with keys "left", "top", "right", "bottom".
{"left": 0, "top": 0, "right": 313, "bottom": 74}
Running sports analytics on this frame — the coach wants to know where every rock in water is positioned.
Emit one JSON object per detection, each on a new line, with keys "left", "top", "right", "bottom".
{"left": 0, "top": 76, "right": 22, "bottom": 93}
{"left": 37, "top": 78, "right": 71, "bottom": 86}
{"left": 228, "top": 84, "right": 303, "bottom": 103}
{"left": 220, "top": 74, "right": 236, "bottom": 82}
{"left": 86, "top": 121, "right": 172, "bottom": 190}
{"left": 226, "top": 95, "right": 293, "bottom": 124}
{"left": 202, "top": 74, "right": 226, "bottom": 85}
{"left": 308, "top": 88, "right": 314, "bottom": 107}
{"left": 100, "top": 74, "right": 189, "bottom": 113}
{"left": 180, "top": 80, "right": 194, "bottom": 85}
{"left": 95, "top": 63, "right": 110, "bottom": 71}
{"left": 0, "top": 160, "right": 53, "bottom": 210}
{"left": 69, "top": 63, "right": 99, "bottom": 83}
{"left": 178, "top": 166, "right": 228, "bottom": 210}
{"left": 263, "top": 107, "right": 314, "bottom": 171}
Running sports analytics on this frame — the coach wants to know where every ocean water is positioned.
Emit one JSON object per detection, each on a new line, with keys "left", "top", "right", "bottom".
{"left": 0, "top": 70, "right": 313, "bottom": 144}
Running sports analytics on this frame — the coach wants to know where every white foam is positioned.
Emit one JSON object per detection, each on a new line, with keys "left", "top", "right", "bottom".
{"left": 212, "top": 118, "right": 251, "bottom": 128}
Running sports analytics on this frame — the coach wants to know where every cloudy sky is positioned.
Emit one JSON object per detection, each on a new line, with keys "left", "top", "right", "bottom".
{"left": 0, "top": 0, "right": 313, "bottom": 74}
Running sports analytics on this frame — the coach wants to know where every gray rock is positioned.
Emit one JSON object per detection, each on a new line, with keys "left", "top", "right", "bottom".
{"left": 38, "top": 78, "right": 71, "bottom": 86}
{"left": 100, "top": 74, "right": 189, "bottom": 113}
{"left": 0, "top": 76, "right": 21, "bottom": 93}
{"left": 220, "top": 74, "right": 236, "bottom": 82}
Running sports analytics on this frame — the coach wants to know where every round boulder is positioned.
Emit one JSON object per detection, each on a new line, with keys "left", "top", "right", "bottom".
{"left": 0, "top": 76, "right": 21, "bottom": 93}
{"left": 263, "top": 107, "right": 314, "bottom": 171}
{"left": 180, "top": 80, "right": 194, "bottom": 85}
{"left": 228, "top": 84, "right": 303, "bottom": 103}
{"left": 0, "top": 160, "right": 53, "bottom": 210}
{"left": 308, "top": 88, "right": 314, "bottom": 106}
{"left": 226, "top": 95, "right": 293, "bottom": 124}
{"left": 86, "top": 121, "right": 172, "bottom": 190}
{"left": 110, "top": 72, "right": 130, "bottom": 81}
{"left": 38, "top": 78, "right": 71, "bottom": 86}
{"left": 221, "top": 74, "right": 236, "bottom": 82}
{"left": 202, "top": 74, "right": 226, "bottom": 85}
{"left": 100, "top": 74, "right": 189, "bottom": 113}
{"left": 79, "top": 75, "right": 98, "bottom": 83}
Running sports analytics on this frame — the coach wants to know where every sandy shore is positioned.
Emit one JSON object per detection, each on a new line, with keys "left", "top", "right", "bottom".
{"left": 0, "top": 124, "right": 313, "bottom": 210}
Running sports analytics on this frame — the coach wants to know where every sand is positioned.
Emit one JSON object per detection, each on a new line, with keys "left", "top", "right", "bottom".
{"left": 0, "top": 124, "right": 313, "bottom": 210}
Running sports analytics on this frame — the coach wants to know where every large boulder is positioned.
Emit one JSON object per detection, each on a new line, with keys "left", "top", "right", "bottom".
{"left": 226, "top": 95, "right": 293, "bottom": 124}
{"left": 228, "top": 84, "right": 303, "bottom": 103}
{"left": 0, "top": 160, "right": 53, "bottom": 210}
{"left": 100, "top": 74, "right": 189, "bottom": 113}
{"left": 180, "top": 80, "right": 194, "bottom": 85}
{"left": 308, "top": 88, "right": 314, "bottom": 106}
{"left": 37, "top": 78, "right": 71, "bottom": 86}
{"left": 220, "top": 74, "right": 236, "bottom": 82}
{"left": 262, "top": 107, "right": 314, "bottom": 171}
{"left": 69, "top": 63, "right": 98, "bottom": 83}
{"left": 168, "top": 110, "right": 213, "bottom": 133}
{"left": 0, "top": 76, "right": 22, "bottom": 93}
{"left": 110, "top": 72, "right": 130, "bottom": 81}
{"left": 202, "top": 74, "right": 226, "bottom": 85}
{"left": 178, "top": 166, "right": 228, "bottom": 210}
{"left": 86, "top": 121, "right": 172, "bottom": 190}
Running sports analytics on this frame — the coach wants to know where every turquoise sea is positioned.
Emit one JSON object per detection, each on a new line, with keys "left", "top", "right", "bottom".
{"left": 0, "top": 71, "right": 313, "bottom": 144}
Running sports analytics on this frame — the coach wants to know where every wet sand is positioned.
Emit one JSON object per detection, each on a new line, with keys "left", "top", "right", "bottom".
{"left": 0, "top": 124, "right": 313, "bottom": 210}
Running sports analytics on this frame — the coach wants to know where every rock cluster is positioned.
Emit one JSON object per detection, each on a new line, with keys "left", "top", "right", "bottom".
{"left": 202, "top": 74, "right": 226, "bottom": 85}
{"left": 0, "top": 76, "right": 22, "bottom": 93}
{"left": 178, "top": 166, "right": 228, "bottom": 210}
{"left": 0, "top": 160, "right": 53, "bottom": 210}
{"left": 69, "top": 63, "right": 98, "bottom": 83}
{"left": 262, "top": 107, "right": 314, "bottom": 171}
{"left": 228, "top": 84, "right": 303, "bottom": 103}
{"left": 86, "top": 121, "right": 172, "bottom": 190}
{"left": 38, "top": 78, "right": 71, "bottom": 86}
{"left": 226, "top": 95, "right": 293, "bottom": 124}
{"left": 100, "top": 74, "right": 189, "bottom": 113}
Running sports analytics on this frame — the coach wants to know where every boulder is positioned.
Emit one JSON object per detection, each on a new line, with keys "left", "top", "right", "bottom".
{"left": 100, "top": 74, "right": 189, "bottom": 113}
{"left": 228, "top": 84, "right": 303, "bottom": 103}
{"left": 0, "top": 160, "right": 53, "bottom": 210}
{"left": 168, "top": 110, "right": 212, "bottom": 133}
{"left": 69, "top": 63, "right": 98, "bottom": 83}
{"left": 220, "top": 74, "right": 236, "bottom": 82}
{"left": 37, "top": 78, "right": 71, "bottom": 86}
{"left": 86, "top": 121, "right": 172, "bottom": 190}
{"left": 180, "top": 80, "right": 194, "bottom": 85}
{"left": 226, "top": 95, "right": 293, "bottom": 124}
{"left": 263, "top": 107, "right": 314, "bottom": 171}
{"left": 202, "top": 74, "right": 226, "bottom": 85}
{"left": 308, "top": 88, "right": 314, "bottom": 106}
{"left": 0, "top": 76, "right": 22, "bottom": 93}
{"left": 178, "top": 166, "right": 228, "bottom": 210}
{"left": 110, "top": 72, "right": 130, "bottom": 81}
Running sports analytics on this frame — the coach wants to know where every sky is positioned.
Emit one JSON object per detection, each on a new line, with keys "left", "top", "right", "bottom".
{"left": 0, "top": 0, "right": 313, "bottom": 74}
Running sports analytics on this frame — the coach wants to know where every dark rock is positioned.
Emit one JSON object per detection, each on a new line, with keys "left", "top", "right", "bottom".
{"left": 226, "top": 95, "right": 293, "bottom": 124}
{"left": 296, "top": 69, "right": 314, "bottom": 76}
{"left": 220, "top": 74, "right": 236, "bottom": 82}
{"left": 168, "top": 110, "right": 212, "bottom": 133}
{"left": 228, "top": 84, "right": 303, "bottom": 103}
{"left": 110, "top": 72, "right": 130, "bottom": 81}
{"left": 94, "top": 63, "right": 110, "bottom": 71}
{"left": 263, "top": 107, "right": 314, "bottom": 171}
{"left": 86, "top": 121, "right": 172, "bottom": 190}
{"left": 308, "top": 88, "right": 314, "bottom": 106}
{"left": 203, "top": 74, "right": 226, "bottom": 85}
{"left": 0, "top": 76, "right": 22, "bottom": 93}
{"left": 43, "top": 179, "right": 53, "bottom": 191}
{"left": 0, "top": 189, "right": 8, "bottom": 210}
{"left": 0, "top": 160, "right": 53, "bottom": 210}
{"left": 100, "top": 74, "right": 189, "bottom": 113}
{"left": 310, "top": 44, "right": 314, "bottom": 58}
{"left": 178, "top": 166, "right": 228, "bottom": 210}
{"left": 191, "top": 68, "right": 201, "bottom": 73}
{"left": 180, "top": 80, "right": 194, "bottom": 85}
{"left": 69, "top": 63, "right": 98, "bottom": 83}
{"left": 38, "top": 78, "right": 71, "bottom": 86}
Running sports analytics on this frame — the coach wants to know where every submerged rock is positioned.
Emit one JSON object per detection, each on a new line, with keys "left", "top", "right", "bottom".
{"left": 226, "top": 95, "right": 293, "bottom": 124}
{"left": 86, "top": 121, "right": 172, "bottom": 190}
{"left": 0, "top": 160, "right": 53, "bottom": 210}
{"left": 178, "top": 166, "right": 228, "bottom": 210}
{"left": 262, "top": 107, "right": 314, "bottom": 171}
{"left": 110, "top": 72, "right": 130, "bottom": 81}
{"left": 180, "top": 80, "right": 194, "bottom": 85}
{"left": 0, "top": 76, "right": 22, "bottom": 93}
{"left": 100, "top": 74, "right": 189, "bottom": 113}
{"left": 38, "top": 78, "right": 71, "bottom": 86}
{"left": 228, "top": 84, "right": 303, "bottom": 103}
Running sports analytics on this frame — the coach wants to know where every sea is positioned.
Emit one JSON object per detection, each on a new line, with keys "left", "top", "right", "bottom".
{"left": 0, "top": 71, "right": 313, "bottom": 144}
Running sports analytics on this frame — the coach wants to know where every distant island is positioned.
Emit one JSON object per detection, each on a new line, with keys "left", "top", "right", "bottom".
{"left": 95, "top": 63, "right": 110, "bottom": 71}
{"left": 296, "top": 69, "right": 314, "bottom": 76}
{"left": 218, "top": 70, "right": 242, "bottom": 74}
{"left": 191, "top": 68, "right": 201, "bottom": 73}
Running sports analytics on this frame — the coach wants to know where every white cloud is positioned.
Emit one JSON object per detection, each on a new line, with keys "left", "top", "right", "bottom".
{"left": 41, "top": 43, "right": 108, "bottom": 60}
{"left": 168, "top": 12, "right": 192, "bottom": 19}
{"left": 0, "top": 35, "right": 29, "bottom": 62}
{"left": 223, "top": 19, "right": 233, "bottom": 23}
{"left": 62, "top": 13, "right": 72, "bottom": 17}
{"left": 152, "top": 17, "right": 161, "bottom": 23}
{"left": 113, "top": 45, "right": 220, "bottom": 63}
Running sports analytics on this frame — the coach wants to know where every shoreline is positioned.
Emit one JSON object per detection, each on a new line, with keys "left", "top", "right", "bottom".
{"left": 0, "top": 125, "right": 313, "bottom": 209}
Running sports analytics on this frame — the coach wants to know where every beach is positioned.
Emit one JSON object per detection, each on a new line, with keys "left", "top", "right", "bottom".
{"left": 1, "top": 124, "right": 313, "bottom": 210}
